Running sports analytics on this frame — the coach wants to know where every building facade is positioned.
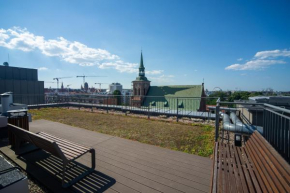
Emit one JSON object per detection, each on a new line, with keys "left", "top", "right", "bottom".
{"left": 109, "top": 83, "right": 123, "bottom": 94}
{"left": 0, "top": 63, "right": 44, "bottom": 105}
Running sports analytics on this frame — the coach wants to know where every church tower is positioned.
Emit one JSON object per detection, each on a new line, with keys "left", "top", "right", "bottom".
{"left": 131, "top": 51, "right": 151, "bottom": 107}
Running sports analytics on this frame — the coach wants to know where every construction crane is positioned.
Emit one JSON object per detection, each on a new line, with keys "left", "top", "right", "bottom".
{"left": 67, "top": 84, "right": 71, "bottom": 94}
{"left": 76, "top": 75, "right": 107, "bottom": 85}
{"left": 53, "top": 77, "right": 72, "bottom": 92}
{"left": 95, "top": 83, "right": 109, "bottom": 89}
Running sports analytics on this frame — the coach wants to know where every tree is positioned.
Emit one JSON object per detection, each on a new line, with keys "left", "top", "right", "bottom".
{"left": 113, "top": 90, "right": 122, "bottom": 105}
{"left": 207, "top": 91, "right": 229, "bottom": 105}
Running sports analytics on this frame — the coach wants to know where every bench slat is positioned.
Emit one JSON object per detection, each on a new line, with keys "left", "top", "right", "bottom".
{"left": 38, "top": 132, "right": 89, "bottom": 152}
{"left": 253, "top": 133, "right": 290, "bottom": 185}
{"left": 212, "top": 131, "right": 290, "bottom": 193}
{"left": 237, "top": 146, "right": 256, "bottom": 193}
{"left": 240, "top": 146, "right": 262, "bottom": 193}
{"left": 233, "top": 145, "right": 249, "bottom": 193}
{"left": 244, "top": 144, "right": 269, "bottom": 193}
{"left": 217, "top": 142, "right": 223, "bottom": 193}
{"left": 248, "top": 138, "right": 288, "bottom": 192}
{"left": 250, "top": 133, "right": 290, "bottom": 192}
{"left": 38, "top": 132, "right": 89, "bottom": 154}
{"left": 37, "top": 132, "right": 91, "bottom": 160}
{"left": 224, "top": 144, "right": 231, "bottom": 193}
{"left": 229, "top": 144, "right": 243, "bottom": 192}
{"left": 8, "top": 124, "right": 95, "bottom": 188}
{"left": 227, "top": 144, "right": 237, "bottom": 193}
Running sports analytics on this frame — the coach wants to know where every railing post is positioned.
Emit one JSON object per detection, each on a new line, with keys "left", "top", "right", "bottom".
{"left": 176, "top": 98, "right": 179, "bottom": 122}
{"left": 215, "top": 99, "right": 220, "bottom": 142}
{"left": 107, "top": 95, "right": 109, "bottom": 113}
{"left": 147, "top": 98, "right": 150, "bottom": 119}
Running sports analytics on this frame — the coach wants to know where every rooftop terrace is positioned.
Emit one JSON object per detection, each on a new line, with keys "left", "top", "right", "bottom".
{"left": 1, "top": 119, "right": 212, "bottom": 193}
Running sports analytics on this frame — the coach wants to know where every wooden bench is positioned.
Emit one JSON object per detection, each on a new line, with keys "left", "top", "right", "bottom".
{"left": 8, "top": 124, "right": 95, "bottom": 188}
{"left": 211, "top": 131, "right": 290, "bottom": 193}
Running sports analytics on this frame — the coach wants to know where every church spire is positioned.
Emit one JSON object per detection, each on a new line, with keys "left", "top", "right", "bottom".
{"left": 140, "top": 51, "right": 144, "bottom": 69}
{"left": 135, "top": 51, "right": 148, "bottom": 81}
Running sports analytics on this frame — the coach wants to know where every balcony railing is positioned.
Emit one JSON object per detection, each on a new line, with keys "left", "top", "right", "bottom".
{"left": 2, "top": 94, "right": 219, "bottom": 121}
{"left": 214, "top": 98, "right": 290, "bottom": 163}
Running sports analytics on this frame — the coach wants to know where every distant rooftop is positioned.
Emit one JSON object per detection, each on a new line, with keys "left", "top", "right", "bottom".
{"left": 249, "top": 96, "right": 290, "bottom": 107}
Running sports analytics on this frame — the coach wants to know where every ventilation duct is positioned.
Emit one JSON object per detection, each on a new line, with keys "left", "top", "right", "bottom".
{"left": 1, "top": 93, "right": 10, "bottom": 116}
{"left": 221, "top": 112, "right": 263, "bottom": 134}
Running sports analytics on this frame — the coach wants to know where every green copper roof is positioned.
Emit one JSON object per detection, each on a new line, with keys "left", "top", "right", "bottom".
{"left": 142, "top": 85, "right": 203, "bottom": 111}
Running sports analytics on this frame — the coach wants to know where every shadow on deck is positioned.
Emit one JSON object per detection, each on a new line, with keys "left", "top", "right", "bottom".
{"left": 1, "top": 145, "right": 116, "bottom": 193}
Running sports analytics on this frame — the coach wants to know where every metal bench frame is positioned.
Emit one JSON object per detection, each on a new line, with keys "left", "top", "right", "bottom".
{"left": 8, "top": 124, "right": 95, "bottom": 188}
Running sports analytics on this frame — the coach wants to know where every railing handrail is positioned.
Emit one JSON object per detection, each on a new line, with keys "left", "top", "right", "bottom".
{"left": 219, "top": 101, "right": 264, "bottom": 105}
{"left": 264, "top": 103, "right": 290, "bottom": 114}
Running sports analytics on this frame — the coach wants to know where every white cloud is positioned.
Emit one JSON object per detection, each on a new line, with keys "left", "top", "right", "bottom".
{"left": 226, "top": 59, "right": 285, "bottom": 70}
{"left": 0, "top": 27, "right": 161, "bottom": 74}
{"left": 146, "top": 70, "right": 163, "bottom": 75}
{"left": 98, "top": 61, "right": 138, "bottom": 73}
{"left": 148, "top": 74, "right": 175, "bottom": 84}
{"left": 226, "top": 49, "right": 289, "bottom": 71}
{"left": 38, "top": 67, "right": 48, "bottom": 71}
{"left": 254, "top": 49, "right": 290, "bottom": 59}
{"left": 237, "top": 58, "right": 243, "bottom": 61}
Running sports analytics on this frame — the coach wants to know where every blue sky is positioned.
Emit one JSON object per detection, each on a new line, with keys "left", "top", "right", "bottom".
{"left": 0, "top": 0, "right": 290, "bottom": 91}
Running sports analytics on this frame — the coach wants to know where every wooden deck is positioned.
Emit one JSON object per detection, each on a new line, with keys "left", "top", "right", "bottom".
{"left": 12, "top": 119, "right": 212, "bottom": 192}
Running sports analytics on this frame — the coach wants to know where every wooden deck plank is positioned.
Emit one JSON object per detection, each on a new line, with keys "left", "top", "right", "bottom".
{"left": 79, "top": 149, "right": 209, "bottom": 192}
{"left": 29, "top": 119, "right": 212, "bottom": 192}
{"left": 92, "top": 147, "right": 210, "bottom": 187}
{"left": 96, "top": 139, "right": 212, "bottom": 171}
{"left": 31, "top": 119, "right": 212, "bottom": 165}
{"left": 107, "top": 136, "right": 212, "bottom": 165}
{"left": 97, "top": 155, "right": 206, "bottom": 193}
{"left": 94, "top": 143, "right": 211, "bottom": 178}
{"left": 77, "top": 157, "right": 165, "bottom": 193}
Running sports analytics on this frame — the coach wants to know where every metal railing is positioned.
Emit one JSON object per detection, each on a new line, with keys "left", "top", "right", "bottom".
{"left": 263, "top": 104, "right": 290, "bottom": 163}
{"left": 2, "top": 94, "right": 219, "bottom": 121}
{"left": 214, "top": 98, "right": 290, "bottom": 163}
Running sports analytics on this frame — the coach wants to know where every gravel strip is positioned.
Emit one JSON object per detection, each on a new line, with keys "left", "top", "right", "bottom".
{"left": 0, "top": 151, "right": 49, "bottom": 193}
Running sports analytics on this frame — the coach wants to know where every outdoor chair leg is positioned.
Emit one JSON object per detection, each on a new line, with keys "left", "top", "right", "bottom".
{"left": 61, "top": 150, "right": 95, "bottom": 188}
{"left": 90, "top": 149, "right": 96, "bottom": 169}
{"left": 62, "top": 163, "right": 68, "bottom": 188}
{"left": 14, "top": 136, "right": 21, "bottom": 155}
